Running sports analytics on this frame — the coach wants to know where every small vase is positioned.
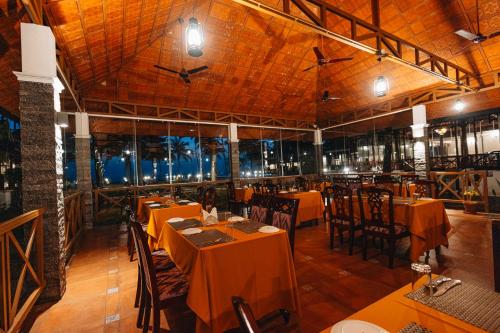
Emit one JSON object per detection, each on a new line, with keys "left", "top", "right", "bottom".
{"left": 463, "top": 201, "right": 478, "bottom": 214}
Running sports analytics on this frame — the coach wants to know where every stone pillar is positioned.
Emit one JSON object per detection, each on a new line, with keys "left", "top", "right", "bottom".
{"left": 14, "top": 23, "right": 66, "bottom": 301}
{"left": 75, "top": 112, "right": 93, "bottom": 228}
{"left": 228, "top": 123, "right": 240, "bottom": 186}
{"left": 411, "top": 105, "right": 430, "bottom": 178}
{"left": 313, "top": 129, "right": 324, "bottom": 176}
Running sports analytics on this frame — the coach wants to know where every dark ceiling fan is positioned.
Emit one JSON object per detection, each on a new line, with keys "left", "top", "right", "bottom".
{"left": 455, "top": 0, "right": 500, "bottom": 44}
{"left": 153, "top": 64, "right": 208, "bottom": 84}
{"left": 303, "top": 47, "right": 353, "bottom": 72}
{"left": 321, "top": 90, "right": 340, "bottom": 102}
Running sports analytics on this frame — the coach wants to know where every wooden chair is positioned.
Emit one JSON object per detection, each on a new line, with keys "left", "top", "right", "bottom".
{"left": 227, "top": 181, "right": 243, "bottom": 215}
{"left": 374, "top": 175, "right": 399, "bottom": 194}
{"left": 357, "top": 187, "right": 410, "bottom": 268}
{"left": 294, "top": 176, "right": 307, "bottom": 191}
{"left": 173, "top": 186, "right": 184, "bottom": 200}
{"left": 196, "top": 186, "right": 205, "bottom": 204}
{"left": 131, "top": 221, "right": 189, "bottom": 333}
{"left": 346, "top": 175, "right": 363, "bottom": 190}
{"left": 414, "top": 179, "right": 437, "bottom": 198}
{"left": 331, "top": 176, "right": 348, "bottom": 187}
{"left": 202, "top": 186, "right": 217, "bottom": 211}
{"left": 249, "top": 193, "right": 272, "bottom": 224}
{"left": 252, "top": 183, "right": 263, "bottom": 194}
{"left": 325, "top": 185, "right": 362, "bottom": 255}
{"left": 400, "top": 174, "right": 419, "bottom": 197}
{"left": 231, "top": 296, "right": 262, "bottom": 333}
{"left": 270, "top": 196, "right": 299, "bottom": 256}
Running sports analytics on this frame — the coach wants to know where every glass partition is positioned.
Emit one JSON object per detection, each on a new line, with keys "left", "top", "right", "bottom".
{"left": 62, "top": 114, "right": 77, "bottom": 191}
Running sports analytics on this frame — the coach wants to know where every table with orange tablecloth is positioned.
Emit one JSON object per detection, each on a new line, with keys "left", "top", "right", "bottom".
{"left": 340, "top": 197, "right": 450, "bottom": 262}
{"left": 144, "top": 202, "right": 202, "bottom": 246}
{"left": 278, "top": 191, "right": 325, "bottom": 226}
{"left": 320, "top": 281, "right": 486, "bottom": 333}
{"left": 234, "top": 187, "right": 254, "bottom": 203}
{"left": 157, "top": 222, "right": 301, "bottom": 333}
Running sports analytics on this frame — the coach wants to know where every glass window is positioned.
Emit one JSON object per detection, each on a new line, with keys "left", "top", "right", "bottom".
{"left": 0, "top": 112, "right": 21, "bottom": 221}
{"left": 280, "top": 130, "right": 300, "bottom": 176}
{"left": 169, "top": 122, "right": 200, "bottom": 183}
{"left": 299, "top": 131, "right": 316, "bottom": 174}
{"left": 198, "top": 124, "right": 230, "bottom": 181}
{"left": 238, "top": 127, "right": 263, "bottom": 179}
{"left": 62, "top": 114, "right": 77, "bottom": 191}
{"left": 260, "top": 128, "right": 281, "bottom": 177}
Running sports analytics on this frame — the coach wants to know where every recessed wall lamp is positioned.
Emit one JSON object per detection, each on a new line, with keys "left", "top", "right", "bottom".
{"left": 56, "top": 112, "right": 69, "bottom": 128}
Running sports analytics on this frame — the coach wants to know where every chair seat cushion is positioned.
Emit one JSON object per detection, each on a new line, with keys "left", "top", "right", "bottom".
{"left": 365, "top": 224, "right": 408, "bottom": 235}
{"left": 333, "top": 217, "right": 360, "bottom": 226}
{"left": 156, "top": 267, "right": 189, "bottom": 302}
{"left": 152, "top": 250, "right": 176, "bottom": 271}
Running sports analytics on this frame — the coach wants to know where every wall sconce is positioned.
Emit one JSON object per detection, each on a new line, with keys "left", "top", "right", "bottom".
{"left": 56, "top": 112, "right": 69, "bottom": 128}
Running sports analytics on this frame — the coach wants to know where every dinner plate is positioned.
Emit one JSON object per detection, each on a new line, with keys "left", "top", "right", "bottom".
{"left": 309, "top": 190, "right": 318, "bottom": 192}
{"left": 178, "top": 200, "right": 190, "bottom": 203}
{"left": 167, "top": 217, "right": 184, "bottom": 223}
{"left": 228, "top": 216, "right": 244, "bottom": 222}
{"left": 258, "top": 226, "right": 279, "bottom": 233}
{"left": 330, "top": 320, "right": 388, "bottom": 333}
{"left": 181, "top": 228, "right": 202, "bottom": 235}
{"left": 148, "top": 203, "right": 161, "bottom": 207}
{"left": 279, "top": 191, "right": 288, "bottom": 194}
{"left": 187, "top": 202, "right": 199, "bottom": 206}
{"left": 144, "top": 201, "right": 155, "bottom": 204}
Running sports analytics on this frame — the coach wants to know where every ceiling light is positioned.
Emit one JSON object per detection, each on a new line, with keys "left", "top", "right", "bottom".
{"left": 434, "top": 127, "right": 448, "bottom": 136}
{"left": 186, "top": 17, "right": 204, "bottom": 57}
{"left": 374, "top": 75, "right": 389, "bottom": 97}
{"left": 454, "top": 98, "right": 465, "bottom": 112}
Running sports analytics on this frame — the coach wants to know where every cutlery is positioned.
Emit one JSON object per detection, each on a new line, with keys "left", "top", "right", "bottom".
{"left": 204, "top": 237, "right": 223, "bottom": 247}
{"left": 426, "top": 276, "right": 452, "bottom": 289}
{"left": 433, "top": 279, "right": 462, "bottom": 297}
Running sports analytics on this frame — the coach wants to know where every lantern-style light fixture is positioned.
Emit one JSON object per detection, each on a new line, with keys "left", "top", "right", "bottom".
{"left": 373, "top": 50, "right": 389, "bottom": 97}
{"left": 185, "top": 17, "right": 204, "bottom": 57}
{"left": 454, "top": 98, "right": 465, "bottom": 112}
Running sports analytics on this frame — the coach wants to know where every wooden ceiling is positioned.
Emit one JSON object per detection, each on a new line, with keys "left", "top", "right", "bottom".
{"left": 0, "top": 0, "right": 499, "bottom": 125}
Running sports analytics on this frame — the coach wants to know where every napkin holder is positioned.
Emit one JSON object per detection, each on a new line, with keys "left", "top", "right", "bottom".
{"left": 203, "top": 208, "right": 218, "bottom": 225}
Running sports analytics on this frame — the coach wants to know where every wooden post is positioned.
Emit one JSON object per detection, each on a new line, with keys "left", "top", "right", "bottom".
{"left": 493, "top": 220, "right": 500, "bottom": 292}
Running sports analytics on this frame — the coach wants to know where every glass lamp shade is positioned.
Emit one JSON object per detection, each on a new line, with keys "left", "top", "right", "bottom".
{"left": 373, "top": 75, "right": 389, "bottom": 97}
{"left": 454, "top": 98, "right": 465, "bottom": 112}
{"left": 186, "top": 17, "right": 204, "bottom": 57}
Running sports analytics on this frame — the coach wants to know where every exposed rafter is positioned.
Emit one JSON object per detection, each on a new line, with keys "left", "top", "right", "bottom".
{"left": 233, "top": 0, "right": 478, "bottom": 90}
{"left": 60, "top": 97, "right": 317, "bottom": 130}
{"left": 320, "top": 70, "right": 500, "bottom": 130}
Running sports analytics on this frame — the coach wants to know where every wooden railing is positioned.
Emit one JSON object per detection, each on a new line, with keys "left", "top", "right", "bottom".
{"left": 63, "top": 192, "right": 85, "bottom": 258}
{"left": 430, "top": 171, "right": 489, "bottom": 212}
{"left": 0, "top": 209, "right": 45, "bottom": 333}
{"left": 430, "top": 152, "right": 500, "bottom": 171}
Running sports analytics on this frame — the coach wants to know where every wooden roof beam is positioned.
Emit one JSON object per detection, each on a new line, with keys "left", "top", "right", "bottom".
{"left": 232, "top": 0, "right": 478, "bottom": 91}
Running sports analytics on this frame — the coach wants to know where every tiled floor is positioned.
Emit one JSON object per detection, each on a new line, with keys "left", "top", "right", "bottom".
{"left": 30, "top": 210, "right": 494, "bottom": 333}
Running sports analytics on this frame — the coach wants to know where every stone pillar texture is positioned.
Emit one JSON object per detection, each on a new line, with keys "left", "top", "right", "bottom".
{"left": 75, "top": 137, "right": 93, "bottom": 228}
{"left": 229, "top": 141, "right": 240, "bottom": 186}
{"left": 19, "top": 80, "right": 66, "bottom": 301}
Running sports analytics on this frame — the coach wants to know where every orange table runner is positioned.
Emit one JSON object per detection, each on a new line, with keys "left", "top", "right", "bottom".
{"left": 157, "top": 222, "right": 300, "bottom": 333}
{"left": 278, "top": 191, "right": 325, "bottom": 226}
{"left": 335, "top": 198, "right": 450, "bottom": 261}
{"left": 320, "top": 281, "right": 486, "bottom": 333}
{"left": 234, "top": 187, "right": 254, "bottom": 203}
{"left": 143, "top": 201, "right": 202, "bottom": 245}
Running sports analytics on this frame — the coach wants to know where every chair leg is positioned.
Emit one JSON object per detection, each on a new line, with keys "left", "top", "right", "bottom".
{"left": 142, "top": 293, "right": 151, "bottom": 333}
{"left": 137, "top": 280, "right": 146, "bottom": 328}
{"left": 152, "top": 301, "right": 161, "bottom": 333}
{"left": 362, "top": 232, "right": 368, "bottom": 260}
{"left": 388, "top": 239, "right": 396, "bottom": 269}
{"left": 329, "top": 222, "right": 334, "bottom": 249}
{"left": 348, "top": 230, "right": 355, "bottom": 256}
{"left": 134, "top": 268, "right": 141, "bottom": 308}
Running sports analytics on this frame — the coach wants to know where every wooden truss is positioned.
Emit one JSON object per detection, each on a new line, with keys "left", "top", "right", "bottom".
{"left": 62, "top": 97, "right": 317, "bottom": 129}
{"left": 233, "top": 0, "right": 478, "bottom": 90}
{"left": 321, "top": 70, "right": 500, "bottom": 129}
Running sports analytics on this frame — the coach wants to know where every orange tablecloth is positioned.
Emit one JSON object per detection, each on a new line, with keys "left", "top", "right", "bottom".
{"left": 144, "top": 202, "right": 202, "bottom": 245}
{"left": 234, "top": 187, "right": 254, "bottom": 203}
{"left": 320, "top": 281, "right": 486, "bottom": 333}
{"left": 136, "top": 196, "right": 164, "bottom": 221}
{"left": 278, "top": 191, "right": 325, "bottom": 226}
{"left": 157, "top": 222, "right": 300, "bottom": 333}
{"left": 337, "top": 198, "right": 450, "bottom": 261}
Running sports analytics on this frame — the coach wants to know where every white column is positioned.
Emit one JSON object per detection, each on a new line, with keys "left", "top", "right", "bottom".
{"left": 411, "top": 105, "right": 430, "bottom": 177}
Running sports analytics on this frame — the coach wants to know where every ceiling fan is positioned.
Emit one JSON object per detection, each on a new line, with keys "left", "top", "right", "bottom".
{"left": 153, "top": 64, "right": 208, "bottom": 84}
{"left": 321, "top": 90, "right": 340, "bottom": 102}
{"left": 455, "top": 0, "right": 500, "bottom": 44}
{"left": 303, "top": 47, "right": 353, "bottom": 72}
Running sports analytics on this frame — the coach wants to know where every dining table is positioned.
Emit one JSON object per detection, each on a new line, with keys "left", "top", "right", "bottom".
{"left": 319, "top": 281, "right": 487, "bottom": 333}
{"left": 334, "top": 196, "right": 451, "bottom": 262}
{"left": 278, "top": 190, "right": 325, "bottom": 226}
{"left": 140, "top": 197, "right": 203, "bottom": 247}
{"left": 234, "top": 187, "right": 255, "bottom": 204}
{"left": 156, "top": 219, "right": 301, "bottom": 333}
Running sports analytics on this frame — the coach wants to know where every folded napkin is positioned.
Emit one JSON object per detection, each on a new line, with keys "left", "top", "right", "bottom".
{"left": 202, "top": 207, "right": 218, "bottom": 225}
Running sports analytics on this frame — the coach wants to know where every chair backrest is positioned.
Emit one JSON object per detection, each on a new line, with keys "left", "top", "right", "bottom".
{"left": 331, "top": 176, "right": 348, "bottom": 187}
{"left": 173, "top": 186, "right": 183, "bottom": 200}
{"left": 270, "top": 196, "right": 299, "bottom": 255}
{"left": 131, "top": 221, "right": 160, "bottom": 303}
{"left": 196, "top": 186, "right": 205, "bottom": 203}
{"left": 231, "top": 296, "right": 262, "bottom": 333}
{"left": 252, "top": 183, "right": 263, "bottom": 194}
{"left": 249, "top": 193, "right": 271, "bottom": 224}
{"left": 346, "top": 175, "right": 363, "bottom": 190}
{"left": 357, "top": 187, "right": 395, "bottom": 230}
{"left": 295, "top": 176, "right": 308, "bottom": 191}
{"left": 227, "top": 181, "right": 236, "bottom": 201}
{"left": 414, "top": 179, "right": 436, "bottom": 198}
{"left": 326, "top": 185, "right": 354, "bottom": 224}
{"left": 264, "top": 183, "right": 277, "bottom": 196}
{"left": 374, "top": 175, "right": 398, "bottom": 192}
{"left": 203, "top": 186, "right": 217, "bottom": 211}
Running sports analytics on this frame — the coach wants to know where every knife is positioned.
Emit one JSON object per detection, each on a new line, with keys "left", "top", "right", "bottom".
{"left": 433, "top": 279, "right": 462, "bottom": 297}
